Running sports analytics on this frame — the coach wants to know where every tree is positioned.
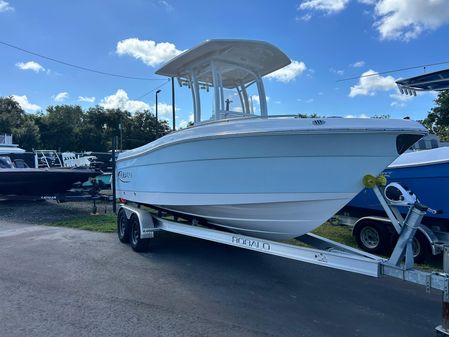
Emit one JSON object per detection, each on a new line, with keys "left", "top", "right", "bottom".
{"left": 126, "top": 111, "right": 170, "bottom": 149}
{"left": 12, "top": 116, "right": 41, "bottom": 151}
{"left": 372, "top": 114, "right": 390, "bottom": 119}
{"left": 0, "top": 96, "right": 25, "bottom": 134}
{"left": 422, "top": 90, "right": 449, "bottom": 141}
{"left": 0, "top": 96, "right": 175, "bottom": 152}
{"left": 37, "top": 105, "right": 84, "bottom": 151}
{"left": 296, "top": 113, "right": 321, "bottom": 118}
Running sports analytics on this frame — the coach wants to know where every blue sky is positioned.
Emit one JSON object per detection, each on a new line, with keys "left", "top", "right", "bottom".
{"left": 1, "top": 0, "right": 449, "bottom": 128}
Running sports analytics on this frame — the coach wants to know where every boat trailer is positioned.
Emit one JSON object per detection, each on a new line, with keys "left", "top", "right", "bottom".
{"left": 116, "top": 175, "right": 449, "bottom": 336}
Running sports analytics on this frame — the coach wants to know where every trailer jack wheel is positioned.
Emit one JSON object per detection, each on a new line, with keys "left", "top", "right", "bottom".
{"left": 117, "top": 209, "right": 130, "bottom": 243}
{"left": 130, "top": 214, "right": 150, "bottom": 252}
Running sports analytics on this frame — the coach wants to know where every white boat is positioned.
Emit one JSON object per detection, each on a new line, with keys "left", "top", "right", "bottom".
{"left": 116, "top": 39, "right": 427, "bottom": 240}
{"left": 0, "top": 134, "right": 25, "bottom": 155}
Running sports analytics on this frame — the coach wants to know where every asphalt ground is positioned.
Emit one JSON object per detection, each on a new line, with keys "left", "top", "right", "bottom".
{"left": 0, "top": 200, "right": 442, "bottom": 337}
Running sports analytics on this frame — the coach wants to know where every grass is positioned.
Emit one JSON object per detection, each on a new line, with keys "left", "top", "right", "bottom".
{"left": 286, "top": 222, "right": 442, "bottom": 272}
{"left": 312, "top": 223, "right": 358, "bottom": 247}
{"left": 50, "top": 214, "right": 116, "bottom": 233}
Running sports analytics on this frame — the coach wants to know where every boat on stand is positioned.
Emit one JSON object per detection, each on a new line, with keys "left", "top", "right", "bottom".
{"left": 116, "top": 39, "right": 427, "bottom": 240}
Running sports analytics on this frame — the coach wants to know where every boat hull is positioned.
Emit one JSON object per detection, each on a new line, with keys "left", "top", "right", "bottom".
{"left": 0, "top": 168, "right": 97, "bottom": 196}
{"left": 161, "top": 196, "right": 353, "bottom": 239}
{"left": 117, "top": 118, "right": 424, "bottom": 240}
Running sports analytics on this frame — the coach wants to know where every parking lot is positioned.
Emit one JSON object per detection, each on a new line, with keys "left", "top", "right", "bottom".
{"left": 0, "top": 201, "right": 442, "bottom": 337}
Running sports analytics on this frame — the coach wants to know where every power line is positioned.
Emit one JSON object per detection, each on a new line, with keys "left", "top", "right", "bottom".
{"left": 337, "top": 60, "right": 449, "bottom": 82}
{"left": 0, "top": 40, "right": 165, "bottom": 81}
{"left": 133, "top": 78, "right": 171, "bottom": 100}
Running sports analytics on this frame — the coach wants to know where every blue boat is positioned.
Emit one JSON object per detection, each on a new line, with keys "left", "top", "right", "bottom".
{"left": 345, "top": 147, "right": 449, "bottom": 226}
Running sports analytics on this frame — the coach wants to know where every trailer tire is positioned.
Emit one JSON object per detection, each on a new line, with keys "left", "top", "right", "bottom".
{"left": 353, "top": 220, "right": 390, "bottom": 255}
{"left": 117, "top": 209, "right": 130, "bottom": 243}
{"left": 412, "top": 231, "right": 431, "bottom": 264}
{"left": 389, "top": 230, "right": 431, "bottom": 263}
{"left": 129, "top": 214, "right": 150, "bottom": 252}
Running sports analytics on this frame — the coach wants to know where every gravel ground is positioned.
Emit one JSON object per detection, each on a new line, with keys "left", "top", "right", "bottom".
{"left": 0, "top": 199, "right": 113, "bottom": 226}
{"left": 0, "top": 223, "right": 441, "bottom": 337}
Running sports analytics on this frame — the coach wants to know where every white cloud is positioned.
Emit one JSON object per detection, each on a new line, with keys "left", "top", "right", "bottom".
{"left": 151, "top": 102, "right": 177, "bottom": 116}
{"left": 15, "top": 61, "right": 45, "bottom": 73}
{"left": 116, "top": 38, "right": 184, "bottom": 67}
{"left": 351, "top": 61, "right": 365, "bottom": 68}
{"left": 159, "top": 0, "right": 174, "bottom": 12}
{"left": 330, "top": 68, "right": 344, "bottom": 75}
{"left": 78, "top": 96, "right": 96, "bottom": 103}
{"left": 179, "top": 113, "right": 194, "bottom": 129}
{"left": 374, "top": 0, "right": 449, "bottom": 41}
{"left": 265, "top": 60, "right": 307, "bottom": 82}
{"left": 53, "top": 92, "right": 69, "bottom": 102}
{"left": 345, "top": 113, "right": 370, "bottom": 118}
{"left": 11, "top": 95, "right": 41, "bottom": 113}
{"left": 252, "top": 95, "right": 261, "bottom": 105}
{"left": 100, "top": 89, "right": 149, "bottom": 113}
{"left": 349, "top": 69, "right": 397, "bottom": 97}
{"left": 251, "top": 95, "right": 270, "bottom": 105}
{"left": 297, "top": 13, "right": 312, "bottom": 21}
{"left": 298, "top": 0, "right": 350, "bottom": 14}
{"left": 0, "top": 0, "right": 13, "bottom": 12}
{"left": 297, "top": 0, "right": 449, "bottom": 41}
{"left": 390, "top": 91, "right": 416, "bottom": 108}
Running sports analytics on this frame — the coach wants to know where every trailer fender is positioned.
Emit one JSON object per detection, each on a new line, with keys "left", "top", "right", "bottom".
{"left": 118, "top": 204, "right": 155, "bottom": 239}
{"left": 417, "top": 224, "right": 442, "bottom": 255}
{"left": 353, "top": 216, "right": 440, "bottom": 257}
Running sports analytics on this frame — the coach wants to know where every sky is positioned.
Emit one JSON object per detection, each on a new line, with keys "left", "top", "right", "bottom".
{"left": 1, "top": 0, "right": 449, "bottom": 129}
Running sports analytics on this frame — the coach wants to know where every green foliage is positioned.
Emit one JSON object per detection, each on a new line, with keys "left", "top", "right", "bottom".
{"left": 38, "top": 105, "right": 84, "bottom": 151}
{"left": 296, "top": 113, "right": 321, "bottom": 118}
{"left": 0, "top": 96, "right": 171, "bottom": 151}
{"left": 372, "top": 114, "right": 390, "bottom": 119}
{"left": 12, "top": 116, "right": 41, "bottom": 151}
{"left": 0, "top": 96, "right": 25, "bottom": 133}
{"left": 422, "top": 90, "right": 449, "bottom": 141}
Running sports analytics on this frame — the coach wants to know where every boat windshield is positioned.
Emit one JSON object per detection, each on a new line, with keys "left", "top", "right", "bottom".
{"left": 0, "top": 156, "right": 14, "bottom": 169}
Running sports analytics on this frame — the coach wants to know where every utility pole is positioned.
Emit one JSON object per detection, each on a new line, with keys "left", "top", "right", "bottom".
{"left": 155, "top": 89, "right": 161, "bottom": 138}
{"left": 155, "top": 89, "right": 161, "bottom": 121}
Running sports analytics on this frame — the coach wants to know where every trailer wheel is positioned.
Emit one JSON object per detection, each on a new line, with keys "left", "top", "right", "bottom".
{"left": 389, "top": 230, "right": 431, "bottom": 263}
{"left": 353, "top": 220, "right": 390, "bottom": 254}
{"left": 412, "top": 231, "right": 431, "bottom": 264}
{"left": 129, "top": 214, "right": 150, "bottom": 252}
{"left": 117, "top": 209, "right": 130, "bottom": 243}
